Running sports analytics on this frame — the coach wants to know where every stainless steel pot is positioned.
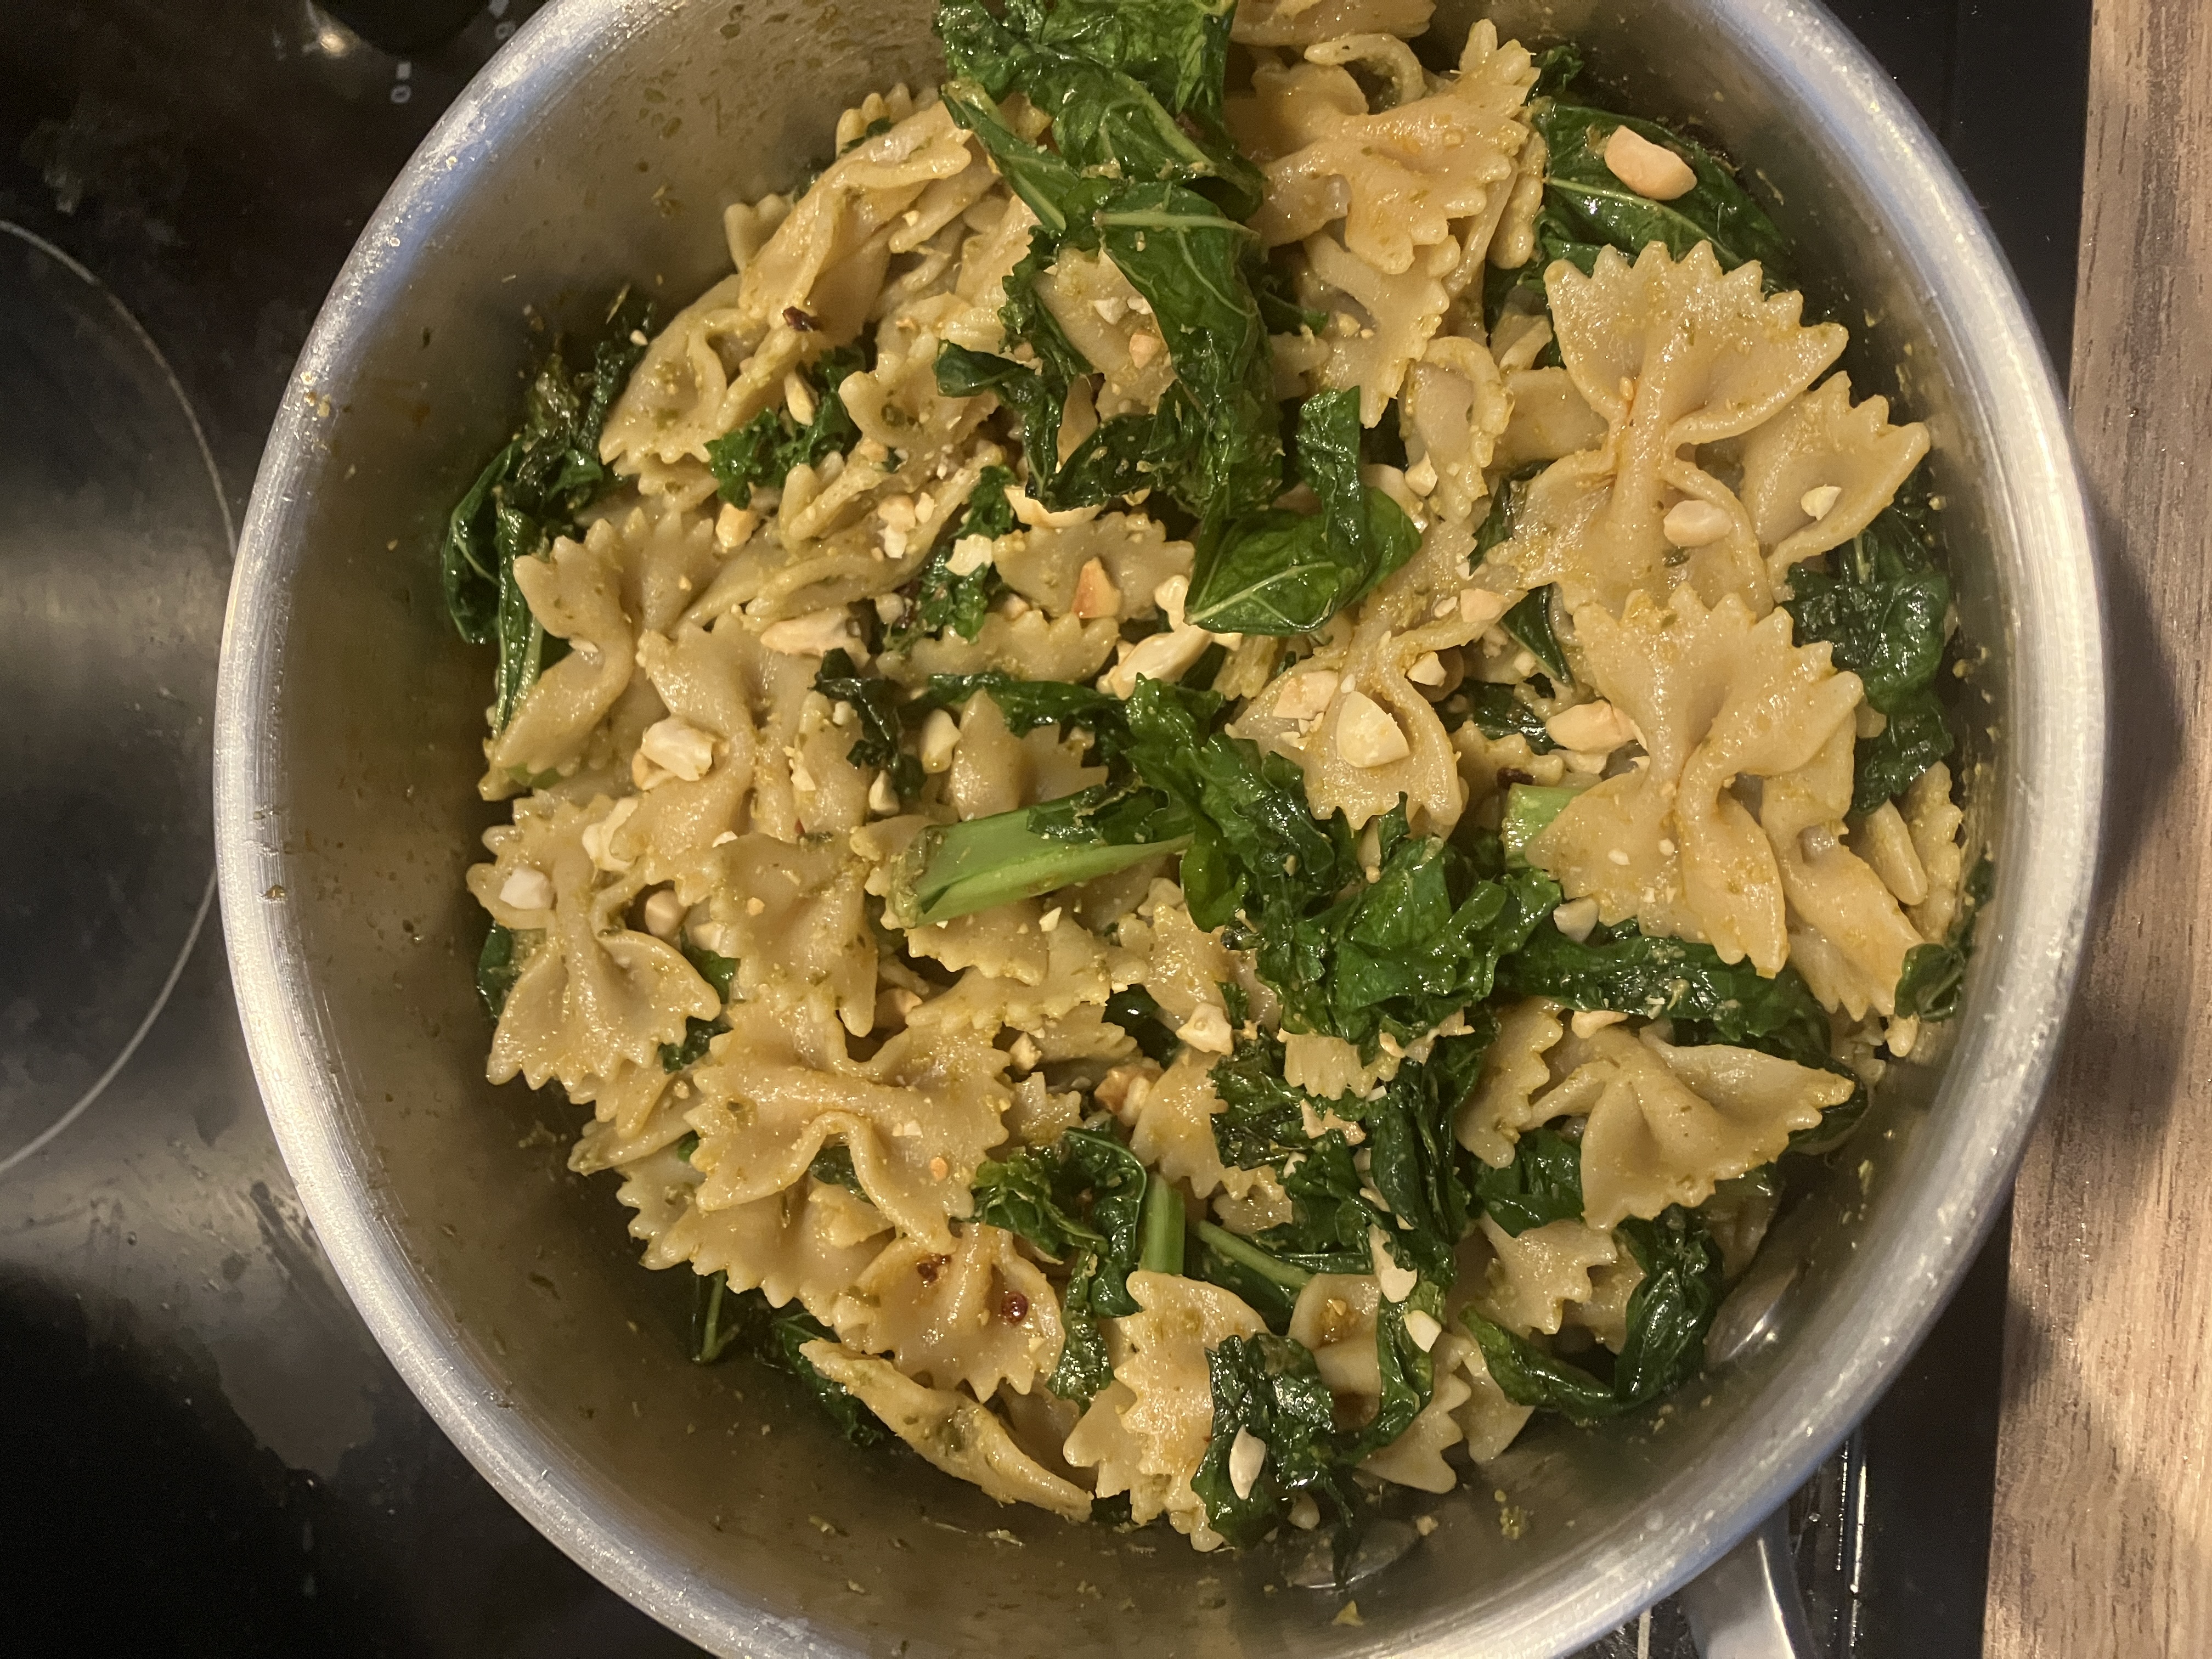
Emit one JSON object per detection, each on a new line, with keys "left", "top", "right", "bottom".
{"left": 213, "top": 0, "right": 2104, "bottom": 1652}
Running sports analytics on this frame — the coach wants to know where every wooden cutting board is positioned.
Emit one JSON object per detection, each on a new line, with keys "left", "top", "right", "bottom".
{"left": 1984, "top": 0, "right": 2212, "bottom": 1651}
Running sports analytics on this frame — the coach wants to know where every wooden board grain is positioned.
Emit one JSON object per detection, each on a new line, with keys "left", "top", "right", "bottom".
{"left": 1984, "top": 0, "right": 2212, "bottom": 1652}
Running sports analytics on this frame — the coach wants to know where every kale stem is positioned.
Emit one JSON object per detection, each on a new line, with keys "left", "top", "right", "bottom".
{"left": 1138, "top": 1180, "right": 1186, "bottom": 1277}
{"left": 1193, "top": 1220, "right": 1312, "bottom": 1293}
{"left": 889, "top": 806, "right": 1190, "bottom": 927}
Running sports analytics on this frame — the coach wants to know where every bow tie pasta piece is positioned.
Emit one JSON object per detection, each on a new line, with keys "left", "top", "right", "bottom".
{"left": 472, "top": 795, "right": 722, "bottom": 1096}
{"left": 1464, "top": 1214, "right": 1620, "bottom": 1336}
{"left": 1528, "top": 586, "right": 1864, "bottom": 974}
{"left": 1456, "top": 996, "right": 1567, "bottom": 1166}
{"left": 882, "top": 606, "right": 1123, "bottom": 686}
{"left": 684, "top": 980, "right": 1009, "bottom": 1250}
{"left": 1738, "top": 374, "right": 1931, "bottom": 585}
{"left": 567, "top": 1064, "right": 692, "bottom": 1168}
{"left": 616, "top": 1155, "right": 892, "bottom": 1325}
{"left": 1402, "top": 335, "right": 1513, "bottom": 523}
{"left": 1542, "top": 1025, "right": 1850, "bottom": 1229}
{"left": 1231, "top": 518, "right": 1486, "bottom": 834}
{"left": 1233, "top": 25, "right": 1536, "bottom": 278}
{"left": 830, "top": 1224, "right": 1064, "bottom": 1401}
{"left": 1232, "top": 0, "right": 1435, "bottom": 47}
{"left": 1903, "top": 761, "right": 1968, "bottom": 944}
{"left": 991, "top": 513, "right": 1194, "bottom": 624}
{"left": 800, "top": 1341, "right": 1094, "bottom": 1521}
{"left": 602, "top": 99, "right": 978, "bottom": 470}
{"left": 481, "top": 526, "right": 636, "bottom": 797}
{"left": 902, "top": 911, "right": 1138, "bottom": 1042}
{"left": 1449, "top": 1339, "right": 1536, "bottom": 1464}
{"left": 1565, "top": 1257, "right": 1644, "bottom": 1353}
{"left": 1506, "top": 242, "right": 1848, "bottom": 615}
{"left": 1064, "top": 1272, "right": 1268, "bottom": 1550}
{"left": 1361, "top": 1330, "right": 1477, "bottom": 1493}
{"left": 1763, "top": 724, "right": 1931, "bottom": 1019}
{"left": 671, "top": 833, "right": 876, "bottom": 1036}
{"left": 1116, "top": 1049, "right": 1286, "bottom": 1210}
{"left": 945, "top": 692, "right": 1107, "bottom": 823}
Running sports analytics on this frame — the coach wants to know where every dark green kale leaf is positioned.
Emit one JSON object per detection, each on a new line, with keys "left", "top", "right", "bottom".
{"left": 477, "top": 922, "right": 523, "bottom": 1020}
{"left": 1460, "top": 1311, "right": 1625, "bottom": 1423}
{"left": 1264, "top": 806, "right": 1556, "bottom": 1052}
{"left": 815, "top": 648, "right": 923, "bottom": 802}
{"left": 1460, "top": 1206, "right": 1720, "bottom": 1422}
{"left": 440, "top": 289, "right": 653, "bottom": 731}
{"left": 1502, "top": 587, "right": 1572, "bottom": 685}
{"left": 1448, "top": 681, "right": 1560, "bottom": 752}
{"left": 1192, "top": 1333, "right": 1350, "bottom": 1547}
{"left": 1114, "top": 675, "right": 1360, "bottom": 930}
{"left": 1195, "top": 1335, "right": 1347, "bottom": 1542}
{"left": 919, "top": 670, "right": 1118, "bottom": 738}
{"left": 934, "top": 80, "right": 1280, "bottom": 527}
{"left": 1611, "top": 1207, "right": 1725, "bottom": 1402}
{"left": 1894, "top": 855, "right": 1991, "bottom": 1024}
{"left": 1184, "top": 388, "right": 1421, "bottom": 635}
{"left": 939, "top": 0, "right": 1259, "bottom": 217}
{"left": 808, "top": 1143, "right": 866, "bottom": 1194}
{"left": 1209, "top": 1029, "right": 1491, "bottom": 1283}
{"left": 887, "top": 463, "right": 1020, "bottom": 650}
{"left": 659, "top": 941, "right": 736, "bottom": 1072}
{"left": 1499, "top": 921, "right": 1833, "bottom": 1071}
{"left": 971, "top": 1127, "right": 1148, "bottom": 1406}
{"left": 1471, "top": 1125, "right": 1586, "bottom": 1235}
{"left": 1189, "top": 1220, "right": 1313, "bottom": 1332}
{"left": 1102, "top": 985, "right": 1181, "bottom": 1064}
{"left": 1784, "top": 489, "right": 1955, "bottom": 814}
{"left": 704, "top": 340, "right": 869, "bottom": 505}
{"left": 1530, "top": 103, "right": 1793, "bottom": 284}
{"left": 692, "top": 1276, "right": 887, "bottom": 1445}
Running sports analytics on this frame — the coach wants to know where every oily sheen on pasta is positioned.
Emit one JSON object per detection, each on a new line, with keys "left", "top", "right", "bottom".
{"left": 444, "top": 0, "right": 1979, "bottom": 1562}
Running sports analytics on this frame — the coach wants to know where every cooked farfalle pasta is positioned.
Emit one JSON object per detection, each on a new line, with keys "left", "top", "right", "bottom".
{"left": 444, "top": 0, "right": 1978, "bottom": 1563}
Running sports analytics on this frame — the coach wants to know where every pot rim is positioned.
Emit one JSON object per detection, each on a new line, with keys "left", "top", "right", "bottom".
{"left": 213, "top": 0, "right": 2105, "bottom": 1651}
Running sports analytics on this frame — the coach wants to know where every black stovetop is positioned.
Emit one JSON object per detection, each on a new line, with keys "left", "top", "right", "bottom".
{"left": 0, "top": 2, "right": 2086, "bottom": 1654}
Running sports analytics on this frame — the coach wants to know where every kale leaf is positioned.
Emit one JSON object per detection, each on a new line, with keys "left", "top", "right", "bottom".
{"left": 476, "top": 922, "right": 523, "bottom": 1020}
{"left": 1188, "top": 1220, "right": 1312, "bottom": 1332}
{"left": 439, "top": 289, "right": 653, "bottom": 731}
{"left": 1502, "top": 587, "right": 1571, "bottom": 686}
{"left": 1529, "top": 102, "right": 1793, "bottom": 284}
{"left": 888, "top": 463, "right": 1019, "bottom": 649}
{"left": 1784, "top": 489, "right": 1955, "bottom": 814}
{"left": 1611, "top": 1207, "right": 1725, "bottom": 1403}
{"left": 1210, "top": 1028, "right": 1493, "bottom": 1282}
{"left": 815, "top": 648, "right": 923, "bottom": 801}
{"left": 1471, "top": 1125, "right": 1586, "bottom": 1235}
{"left": 704, "top": 341, "right": 868, "bottom": 504}
{"left": 659, "top": 942, "right": 736, "bottom": 1072}
{"left": 692, "top": 1276, "right": 887, "bottom": 1446}
{"left": 1499, "top": 920, "right": 1832, "bottom": 1071}
{"left": 1449, "top": 681, "right": 1560, "bottom": 753}
{"left": 918, "top": 670, "right": 1118, "bottom": 740}
{"left": 1192, "top": 1333, "right": 1350, "bottom": 1547}
{"left": 1894, "top": 855, "right": 1992, "bottom": 1024}
{"left": 1184, "top": 389, "right": 1421, "bottom": 635}
{"left": 971, "top": 1127, "right": 1148, "bottom": 1407}
{"left": 1102, "top": 984, "right": 1181, "bottom": 1064}
{"left": 1459, "top": 1206, "right": 1722, "bottom": 1422}
{"left": 1261, "top": 806, "right": 1556, "bottom": 1052}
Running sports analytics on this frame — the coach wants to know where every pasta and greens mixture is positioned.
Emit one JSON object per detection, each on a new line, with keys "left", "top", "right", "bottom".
{"left": 445, "top": 0, "right": 1983, "bottom": 1562}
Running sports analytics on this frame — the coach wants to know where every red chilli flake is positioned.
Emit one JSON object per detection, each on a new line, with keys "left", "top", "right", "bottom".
{"left": 783, "top": 306, "right": 820, "bottom": 332}
{"left": 917, "top": 1255, "right": 949, "bottom": 1286}
{"left": 999, "top": 1291, "right": 1030, "bottom": 1324}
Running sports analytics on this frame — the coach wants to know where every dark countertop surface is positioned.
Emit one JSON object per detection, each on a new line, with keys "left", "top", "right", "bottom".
{"left": 0, "top": 2, "right": 2086, "bottom": 1654}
